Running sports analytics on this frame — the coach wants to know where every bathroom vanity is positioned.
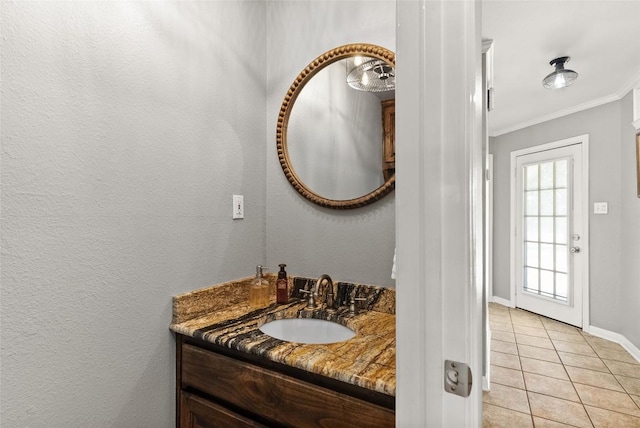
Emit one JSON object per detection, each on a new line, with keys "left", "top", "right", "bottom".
{"left": 171, "top": 275, "right": 396, "bottom": 427}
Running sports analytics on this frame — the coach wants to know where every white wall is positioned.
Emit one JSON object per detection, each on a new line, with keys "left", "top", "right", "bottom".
{"left": 1, "top": 2, "right": 266, "bottom": 426}
{"left": 490, "top": 97, "right": 640, "bottom": 348}
{"left": 265, "top": 1, "right": 396, "bottom": 287}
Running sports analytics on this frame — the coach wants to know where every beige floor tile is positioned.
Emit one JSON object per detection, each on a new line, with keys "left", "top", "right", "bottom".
{"left": 491, "top": 321, "right": 515, "bottom": 333}
{"left": 564, "top": 366, "right": 625, "bottom": 392}
{"left": 574, "top": 383, "right": 640, "bottom": 417}
{"left": 518, "top": 344, "right": 561, "bottom": 363}
{"left": 493, "top": 330, "right": 516, "bottom": 343}
{"left": 547, "top": 330, "right": 587, "bottom": 343}
{"left": 489, "top": 303, "right": 510, "bottom": 314}
{"left": 514, "top": 325, "right": 550, "bottom": 338}
{"left": 616, "top": 375, "right": 640, "bottom": 396}
{"left": 491, "top": 364, "right": 525, "bottom": 389}
{"left": 510, "top": 308, "right": 540, "bottom": 319}
{"left": 527, "top": 392, "right": 592, "bottom": 428}
{"left": 558, "top": 352, "right": 609, "bottom": 372}
{"left": 541, "top": 319, "right": 581, "bottom": 334}
{"left": 631, "top": 394, "right": 640, "bottom": 408}
{"left": 493, "top": 339, "right": 518, "bottom": 355}
{"left": 584, "top": 405, "right": 640, "bottom": 428}
{"left": 523, "top": 371, "right": 580, "bottom": 402}
{"left": 517, "top": 334, "right": 555, "bottom": 350}
{"left": 491, "top": 314, "right": 512, "bottom": 325}
{"left": 512, "top": 316, "right": 546, "bottom": 329}
{"left": 483, "top": 403, "right": 533, "bottom": 428}
{"left": 552, "top": 339, "right": 598, "bottom": 357}
{"left": 533, "top": 417, "right": 583, "bottom": 428}
{"left": 582, "top": 334, "right": 628, "bottom": 352}
{"left": 483, "top": 383, "right": 531, "bottom": 414}
{"left": 520, "top": 357, "right": 569, "bottom": 381}
{"left": 602, "top": 359, "right": 640, "bottom": 379}
{"left": 594, "top": 348, "right": 639, "bottom": 365}
{"left": 491, "top": 350, "right": 522, "bottom": 370}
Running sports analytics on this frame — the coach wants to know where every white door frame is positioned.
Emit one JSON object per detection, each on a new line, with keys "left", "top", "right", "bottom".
{"left": 396, "top": 0, "right": 483, "bottom": 426}
{"left": 509, "top": 135, "right": 590, "bottom": 329}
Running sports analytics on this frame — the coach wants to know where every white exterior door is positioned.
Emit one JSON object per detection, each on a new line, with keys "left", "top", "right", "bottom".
{"left": 512, "top": 137, "right": 589, "bottom": 327}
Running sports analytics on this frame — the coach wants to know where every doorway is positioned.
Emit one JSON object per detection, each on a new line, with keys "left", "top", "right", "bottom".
{"left": 510, "top": 135, "right": 590, "bottom": 328}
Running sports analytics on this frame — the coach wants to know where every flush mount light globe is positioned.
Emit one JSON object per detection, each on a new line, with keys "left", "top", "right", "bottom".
{"left": 346, "top": 57, "right": 396, "bottom": 92}
{"left": 543, "top": 56, "right": 578, "bottom": 89}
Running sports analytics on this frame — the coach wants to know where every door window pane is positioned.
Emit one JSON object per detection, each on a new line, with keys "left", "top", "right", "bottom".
{"left": 540, "top": 190, "right": 554, "bottom": 215}
{"left": 555, "top": 217, "right": 567, "bottom": 244}
{"left": 556, "top": 189, "right": 567, "bottom": 215}
{"left": 526, "top": 242, "right": 539, "bottom": 268}
{"left": 556, "top": 160, "right": 567, "bottom": 188}
{"left": 556, "top": 273, "right": 568, "bottom": 301}
{"left": 526, "top": 191, "right": 538, "bottom": 215}
{"left": 540, "top": 243, "right": 554, "bottom": 270}
{"left": 525, "top": 268, "right": 539, "bottom": 292}
{"left": 556, "top": 245, "right": 567, "bottom": 273}
{"left": 540, "top": 162, "right": 554, "bottom": 189}
{"left": 526, "top": 217, "right": 539, "bottom": 241}
{"left": 526, "top": 165, "right": 538, "bottom": 190}
{"left": 540, "top": 270, "right": 554, "bottom": 296}
{"left": 540, "top": 217, "right": 554, "bottom": 243}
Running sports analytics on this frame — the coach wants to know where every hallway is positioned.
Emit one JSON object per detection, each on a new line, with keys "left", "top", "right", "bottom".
{"left": 483, "top": 303, "right": 640, "bottom": 427}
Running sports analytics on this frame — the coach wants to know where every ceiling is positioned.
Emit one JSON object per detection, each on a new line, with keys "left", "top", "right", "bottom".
{"left": 482, "top": 0, "right": 640, "bottom": 136}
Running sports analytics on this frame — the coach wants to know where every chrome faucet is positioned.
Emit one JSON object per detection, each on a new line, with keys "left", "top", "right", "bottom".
{"left": 300, "top": 274, "right": 335, "bottom": 310}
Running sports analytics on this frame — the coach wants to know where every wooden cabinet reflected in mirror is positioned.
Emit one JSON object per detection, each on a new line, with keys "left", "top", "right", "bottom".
{"left": 382, "top": 99, "right": 395, "bottom": 182}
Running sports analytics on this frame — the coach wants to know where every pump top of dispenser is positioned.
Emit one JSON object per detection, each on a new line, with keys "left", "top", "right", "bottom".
{"left": 255, "top": 265, "right": 265, "bottom": 277}
{"left": 278, "top": 264, "right": 286, "bottom": 272}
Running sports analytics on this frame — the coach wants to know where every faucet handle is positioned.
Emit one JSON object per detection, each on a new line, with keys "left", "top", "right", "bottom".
{"left": 348, "top": 296, "right": 367, "bottom": 315}
{"left": 299, "top": 289, "right": 317, "bottom": 309}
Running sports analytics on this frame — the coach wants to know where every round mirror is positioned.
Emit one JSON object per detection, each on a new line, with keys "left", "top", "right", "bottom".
{"left": 277, "top": 44, "right": 395, "bottom": 209}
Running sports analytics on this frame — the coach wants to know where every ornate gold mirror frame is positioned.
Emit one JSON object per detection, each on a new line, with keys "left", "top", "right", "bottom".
{"left": 276, "top": 44, "right": 396, "bottom": 209}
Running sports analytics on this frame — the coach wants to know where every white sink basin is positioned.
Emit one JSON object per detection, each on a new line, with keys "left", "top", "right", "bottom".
{"left": 259, "top": 318, "right": 355, "bottom": 344}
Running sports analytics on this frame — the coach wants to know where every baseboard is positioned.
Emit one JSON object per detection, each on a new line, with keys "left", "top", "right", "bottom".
{"left": 588, "top": 325, "right": 640, "bottom": 363}
{"left": 491, "top": 296, "right": 514, "bottom": 308}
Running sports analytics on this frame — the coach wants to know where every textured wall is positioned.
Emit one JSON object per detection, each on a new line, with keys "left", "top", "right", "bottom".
{"left": 1, "top": 2, "right": 266, "bottom": 426}
{"left": 490, "top": 100, "right": 628, "bottom": 335}
{"left": 619, "top": 92, "right": 640, "bottom": 348}
{"left": 265, "top": 1, "right": 396, "bottom": 287}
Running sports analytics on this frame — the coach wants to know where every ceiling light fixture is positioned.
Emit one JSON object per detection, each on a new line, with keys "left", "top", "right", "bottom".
{"left": 346, "top": 57, "right": 395, "bottom": 92}
{"left": 543, "top": 56, "right": 578, "bottom": 89}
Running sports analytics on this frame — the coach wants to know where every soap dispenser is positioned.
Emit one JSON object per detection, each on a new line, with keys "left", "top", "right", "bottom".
{"left": 249, "top": 265, "right": 269, "bottom": 308}
{"left": 276, "top": 264, "right": 288, "bottom": 304}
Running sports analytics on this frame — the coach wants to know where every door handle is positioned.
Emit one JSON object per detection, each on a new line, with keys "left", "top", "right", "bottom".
{"left": 570, "top": 247, "right": 581, "bottom": 253}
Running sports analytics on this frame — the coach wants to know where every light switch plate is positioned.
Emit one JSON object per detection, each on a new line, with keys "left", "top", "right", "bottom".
{"left": 233, "top": 195, "right": 244, "bottom": 219}
{"left": 594, "top": 202, "right": 608, "bottom": 214}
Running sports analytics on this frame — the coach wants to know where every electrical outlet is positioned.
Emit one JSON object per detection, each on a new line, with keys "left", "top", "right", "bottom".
{"left": 233, "top": 195, "right": 244, "bottom": 219}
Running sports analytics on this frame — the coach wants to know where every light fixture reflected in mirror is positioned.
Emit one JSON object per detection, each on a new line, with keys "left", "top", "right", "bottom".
{"left": 347, "top": 57, "right": 395, "bottom": 92}
{"left": 543, "top": 56, "right": 578, "bottom": 89}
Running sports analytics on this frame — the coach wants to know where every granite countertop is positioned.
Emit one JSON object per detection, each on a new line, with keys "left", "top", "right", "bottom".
{"left": 170, "top": 275, "right": 396, "bottom": 397}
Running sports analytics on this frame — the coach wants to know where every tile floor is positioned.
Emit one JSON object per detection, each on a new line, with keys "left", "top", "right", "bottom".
{"left": 483, "top": 303, "right": 640, "bottom": 428}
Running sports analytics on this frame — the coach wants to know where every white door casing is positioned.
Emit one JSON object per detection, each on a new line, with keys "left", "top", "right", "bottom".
{"left": 396, "top": 0, "right": 483, "bottom": 426}
{"left": 510, "top": 135, "right": 590, "bottom": 328}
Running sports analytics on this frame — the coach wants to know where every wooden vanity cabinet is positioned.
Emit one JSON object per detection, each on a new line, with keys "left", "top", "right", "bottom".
{"left": 176, "top": 335, "right": 395, "bottom": 428}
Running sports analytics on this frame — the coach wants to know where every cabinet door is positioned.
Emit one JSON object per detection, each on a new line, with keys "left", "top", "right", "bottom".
{"left": 180, "top": 392, "right": 266, "bottom": 428}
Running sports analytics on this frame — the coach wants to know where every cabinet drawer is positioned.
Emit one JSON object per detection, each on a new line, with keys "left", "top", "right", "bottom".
{"left": 181, "top": 344, "right": 394, "bottom": 427}
{"left": 180, "top": 391, "right": 265, "bottom": 428}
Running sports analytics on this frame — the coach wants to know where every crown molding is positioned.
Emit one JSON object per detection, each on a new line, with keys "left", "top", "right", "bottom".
{"left": 490, "top": 93, "right": 620, "bottom": 137}
{"left": 490, "top": 70, "right": 640, "bottom": 137}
